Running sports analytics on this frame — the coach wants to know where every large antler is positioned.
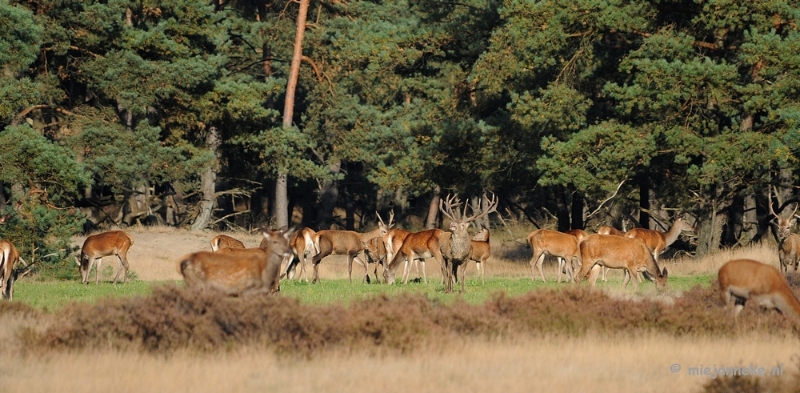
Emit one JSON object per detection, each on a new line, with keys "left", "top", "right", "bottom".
{"left": 439, "top": 194, "right": 466, "bottom": 223}
{"left": 376, "top": 210, "right": 395, "bottom": 230}
{"left": 770, "top": 186, "right": 799, "bottom": 220}
{"left": 463, "top": 193, "right": 498, "bottom": 224}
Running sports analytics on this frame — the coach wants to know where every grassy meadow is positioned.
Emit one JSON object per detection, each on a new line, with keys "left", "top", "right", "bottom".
{"left": 1, "top": 225, "right": 799, "bottom": 393}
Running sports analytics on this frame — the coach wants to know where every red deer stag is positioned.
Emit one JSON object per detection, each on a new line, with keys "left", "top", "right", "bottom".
{"left": 179, "top": 228, "right": 293, "bottom": 296}
{"left": 527, "top": 229, "right": 581, "bottom": 283}
{"left": 210, "top": 234, "right": 246, "bottom": 251}
{"left": 76, "top": 230, "right": 134, "bottom": 285}
{"left": 273, "top": 227, "right": 318, "bottom": 281}
{"left": 309, "top": 222, "right": 389, "bottom": 284}
{"left": 383, "top": 193, "right": 498, "bottom": 293}
{"left": 718, "top": 259, "right": 800, "bottom": 321}
{"left": 769, "top": 188, "right": 800, "bottom": 273}
{"left": 467, "top": 224, "right": 491, "bottom": 285}
{"left": 0, "top": 240, "right": 20, "bottom": 300}
{"left": 438, "top": 193, "right": 498, "bottom": 292}
{"left": 575, "top": 234, "right": 668, "bottom": 291}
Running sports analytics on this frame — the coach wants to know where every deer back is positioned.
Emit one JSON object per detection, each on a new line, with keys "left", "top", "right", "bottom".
{"left": 212, "top": 234, "right": 246, "bottom": 251}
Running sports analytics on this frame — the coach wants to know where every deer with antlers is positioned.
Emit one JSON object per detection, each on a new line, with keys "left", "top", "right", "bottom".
{"left": 770, "top": 187, "right": 800, "bottom": 273}
{"left": 383, "top": 193, "right": 497, "bottom": 293}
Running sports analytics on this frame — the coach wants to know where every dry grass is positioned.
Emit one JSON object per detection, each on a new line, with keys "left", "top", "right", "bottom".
{"left": 1, "top": 334, "right": 796, "bottom": 393}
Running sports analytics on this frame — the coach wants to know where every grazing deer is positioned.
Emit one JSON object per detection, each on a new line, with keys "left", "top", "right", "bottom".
{"left": 769, "top": 188, "right": 800, "bottom": 273}
{"left": 210, "top": 234, "right": 246, "bottom": 251}
{"left": 595, "top": 226, "right": 626, "bottom": 282}
{"left": 180, "top": 228, "right": 293, "bottom": 296}
{"left": 718, "top": 259, "right": 800, "bottom": 321}
{"left": 467, "top": 225, "right": 491, "bottom": 285}
{"left": 275, "top": 227, "right": 318, "bottom": 281}
{"left": 527, "top": 229, "right": 580, "bottom": 283}
{"left": 75, "top": 230, "right": 134, "bottom": 285}
{"left": 310, "top": 223, "right": 388, "bottom": 284}
{"left": 575, "top": 234, "right": 668, "bottom": 291}
{"left": 0, "top": 240, "right": 20, "bottom": 300}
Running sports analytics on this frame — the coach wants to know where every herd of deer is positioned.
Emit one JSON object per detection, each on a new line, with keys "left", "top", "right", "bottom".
{"left": 1, "top": 192, "right": 800, "bottom": 323}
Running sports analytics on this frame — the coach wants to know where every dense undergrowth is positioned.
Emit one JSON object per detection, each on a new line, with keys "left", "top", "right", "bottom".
{"left": 2, "top": 283, "right": 797, "bottom": 358}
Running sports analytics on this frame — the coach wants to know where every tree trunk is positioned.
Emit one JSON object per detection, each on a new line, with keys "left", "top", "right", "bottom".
{"left": 695, "top": 185, "right": 727, "bottom": 258}
{"left": 316, "top": 160, "right": 341, "bottom": 229}
{"left": 426, "top": 185, "right": 441, "bottom": 229}
{"left": 741, "top": 192, "right": 758, "bottom": 245}
{"left": 555, "top": 187, "right": 570, "bottom": 232}
{"left": 638, "top": 177, "right": 650, "bottom": 229}
{"left": 191, "top": 126, "right": 220, "bottom": 231}
{"left": 570, "top": 191, "right": 584, "bottom": 229}
{"left": 276, "top": 0, "right": 309, "bottom": 229}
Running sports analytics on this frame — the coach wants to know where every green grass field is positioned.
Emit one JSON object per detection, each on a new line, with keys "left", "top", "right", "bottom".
{"left": 12, "top": 273, "right": 716, "bottom": 310}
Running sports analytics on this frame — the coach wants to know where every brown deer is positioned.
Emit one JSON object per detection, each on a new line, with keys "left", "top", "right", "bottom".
{"left": 769, "top": 187, "right": 800, "bottom": 273}
{"left": 718, "top": 259, "right": 800, "bottom": 321}
{"left": 363, "top": 236, "right": 387, "bottom": 283}
{"left": 75, "top": 230, "right": 134, "bottom": 285}
{"left": 383, "top": 193, "right": 497, "bottom": 292}
{"left": 575, "top": 234, "right": 668, "bottom": 291}
{"left": 527, "top": 229, "right": 581, "bottom": 283}
{"left": 379, "top": 211, "right": 418, "bottom": 283}
{"left": 309, "top": 223, "right": 388, "bottom": 284}
{"left": 595, "top": 226, "right": 626, "bottom": 282}
{"left": 210, "top": 234, "right": 246, "bottom": 251}
{"left": 274, "top": 227, "right": 318, "bottom": 281}
{"left": 467, "top": 224, "right": 491, "bottom": 285}
{"left": 0, "top": 240, "right": 20, "bottom": 300}
{"left": 624, "top": 217, "right": 694, "bottom": 263}
{"left": 179, "top": 228, "right": 293, "bottom": 296}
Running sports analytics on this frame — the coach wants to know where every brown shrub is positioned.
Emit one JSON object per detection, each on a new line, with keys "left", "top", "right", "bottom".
{"left": 21, "top": 285, "right": 800, "bottom": 357}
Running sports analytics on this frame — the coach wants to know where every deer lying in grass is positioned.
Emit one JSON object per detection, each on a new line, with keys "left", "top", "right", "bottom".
{"left": 76, "top": 230, "right": 134, "bottom": 285}
{"left": 718, "top": 259, "right": 800, "bottom": 321}
{"left": 310, "top": 220, "right": 389, "bottom": 284}
{"left": 575, "top": 234, "right": 668, "bottom": 291}
{"left": 466, "top": 225, "right": 491, "bottom": 285}
{"left": 274, "top": 227, "right": 318, "bottom": 281}
{"left": 527, "top": 229, "right": 580, "bottom": 283}
{"left": 0, "top": 240, "right": 20, "bottom": 300}
{"left": 179, "top": 228, "right": 293, "bottom": 296}
{"left": 210, "top": 234, "right": 246, "bottom": 251}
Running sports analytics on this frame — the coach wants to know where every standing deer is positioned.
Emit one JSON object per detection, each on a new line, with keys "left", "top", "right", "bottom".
{"left": 179, "top": 228, "right": 293, "bottom": 296}
{"left": 383, "top": 228, "right": 446, "bottom": 285}
{"left": 438, "top": 193, "right": 498, "bottom": 293}
{"left": 596, "top": 226, "right": 626, "bottom": 282}
{"left": 527, "top": 229, "right": 581, "bottom": 283}
{"left": 467, "top": 225, "right": 491, "bottom": 285}
{"left": 210, "top": 234, "right": 246, "bottom": 251}
{"left": 363, "top": 236, "right": 387, "bottom": 283}
{"left": 309, "top": 223, "right": 388, "bottom": 284}
{"left": 718, "top": 259, "right": 800, "bottom": 321}
{"left": 769, "top": 187, "right": 800, "bottom": 273}
{"left": 0, "top": 240, "right": 20, "bottom": 300}
{"left": 275, "top": 227, "right": 318, "bottom": 281}
{"left": 575, "top": 234, "right": 668, "bottom": 291}
{"left": 379, "top": 211, "right": 418, "bottom": 283}
{"left": 76, "top": 230, "right": 134, "bottom": 285}
{"left": 624, "top": 217, "right": 694, "bottom": 263}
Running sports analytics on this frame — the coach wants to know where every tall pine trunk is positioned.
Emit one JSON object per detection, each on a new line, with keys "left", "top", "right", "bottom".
{"left": 276, "top": 0, "right": 309, "bottom": 229}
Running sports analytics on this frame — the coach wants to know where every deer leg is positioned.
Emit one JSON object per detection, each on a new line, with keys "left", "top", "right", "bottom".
{"left": 420, "top": 258, "right": 427, "bottom": 284}
{"left": 95, "top": 257, "right": 102, "bottom": 285}
{"left": 602, "top": 267, "right": 608, "bottom": 282}
{"left": 557, "top": 257, "right": 564, "bottom": 283}
{"left": 113, "top": 252, "right": 130, "bottom": 285}
{"left": 528, "top": 251, "right": 542, "bottom": 282}
{"left": 354, "top": 254, "right": 369, "bottom": 283}
{"left": 536, "top": 254, "right": 548, "bottom": 282}
{"left": 480, "top": 258, "right": 486, "bottom": 285}
{"left": 588, "top": 264, "right": 601, "bottom": 286}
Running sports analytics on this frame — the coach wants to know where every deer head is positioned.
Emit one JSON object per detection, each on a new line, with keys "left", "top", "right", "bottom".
{"left": 439, "top": 193, "right": 498, "bottom": 235}
{"left": 769, "top": 186, "right": 799, "bottom": 241}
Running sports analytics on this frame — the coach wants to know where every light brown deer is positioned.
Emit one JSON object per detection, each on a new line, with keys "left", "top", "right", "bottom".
{"left": 624, "top": 217, "right": 694, "bottom": 263}
{"left": 310, "top": 224, "right": 388, "bottom": 284}
{"left": 274, "top": 227, "right": 318, "bottom": 281}
{"left": 467, "top": 225, "right": 491, "bottom": 285}
{"left": 383, "top": 228, "right": 446, "bottom": 285}
{"left": 527, "top": 229, "right": 580, "bottom": 283}
{"left": 0, "top": 240, "right": 20, "bottom": 300}
{"left": 377, "top": 211, "right": 420, "bottom": 281}
{"left": 575, "top": 234, "right": 668, "bottom": 291}
{"left": 769, "top": 188, "right": 800, "bottom": 273}
{"left": 75, "top": 230, "right": 134, "bottom": 285}
{"left": 595, "top": 226, "right": 626, "bottom": 282}
{"left": 718, "top": 259, "right": 800, "bottom": 321}
{"left": 210, "top": 234, "right": 246, "bottom": 251}
{"left": 363, "top": 236, "right": 387, "bottom": 283}
{"left": 179, "top": 228, "right": 293, "bottom": 296}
